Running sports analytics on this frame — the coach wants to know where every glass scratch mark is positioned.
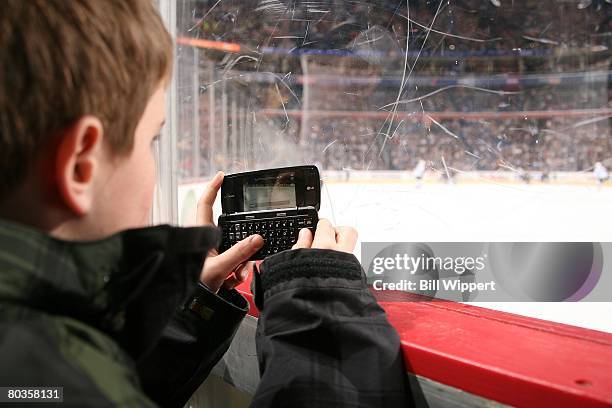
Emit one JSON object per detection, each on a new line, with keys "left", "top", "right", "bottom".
{"left": 379, "top": 85, "right": 520, "bottom": 110}
{"left": 426, "top": 114, "right": 459, "bottom": 139}
{"left": 322, "top": 139, "right": 337, "bottom": 153}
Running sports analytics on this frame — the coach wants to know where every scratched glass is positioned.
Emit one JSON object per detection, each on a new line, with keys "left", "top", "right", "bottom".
{"left": 174, "top": 0, "right": 611, "bottom": 248}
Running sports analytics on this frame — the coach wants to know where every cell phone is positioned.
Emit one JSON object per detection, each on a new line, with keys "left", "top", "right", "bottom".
{"left": 218, "top": 165, "right": 320, "bottom": 260}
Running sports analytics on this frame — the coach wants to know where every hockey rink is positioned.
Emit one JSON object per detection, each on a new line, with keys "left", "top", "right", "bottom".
{"left": 322, "top": 180, "right": 612, "bottom": 333}
{"left": 179, "top": 180, "right": 612, "bottom": 333}
{"left": 320, "top": 180, "right": 612, "bottom": 243}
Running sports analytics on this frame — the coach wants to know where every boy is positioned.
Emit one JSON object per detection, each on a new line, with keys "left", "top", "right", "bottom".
{"left": 0, "top": 1, "right": 408, "bottom": 407}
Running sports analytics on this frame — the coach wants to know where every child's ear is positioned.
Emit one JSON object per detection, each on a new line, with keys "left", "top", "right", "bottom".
{"left": 55, "top": 116, "right": 104, "bottom": 216}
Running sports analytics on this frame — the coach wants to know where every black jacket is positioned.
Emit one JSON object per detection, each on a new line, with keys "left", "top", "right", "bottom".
{"left": 0, "top": 219, "right": 409, "bottom": 407}
{"left": 0, "top": 220, "right": 246, "bottom": 407}
{"left": 251, "top": 248, "right": 410, "bottom": 407}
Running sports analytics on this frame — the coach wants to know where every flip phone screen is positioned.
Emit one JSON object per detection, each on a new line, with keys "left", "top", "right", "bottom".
{"left": 218, "top": 165, "right": 320, "bottom": 260}
{"left": 243, "top": 173, "right": 297, "bottom": 211}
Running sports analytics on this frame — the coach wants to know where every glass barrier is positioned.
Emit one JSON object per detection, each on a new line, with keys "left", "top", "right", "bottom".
{"left": 170, "top": 0, "right": 611, "bottom": 331}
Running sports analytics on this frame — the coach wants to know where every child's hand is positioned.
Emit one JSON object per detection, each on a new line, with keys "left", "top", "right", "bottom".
{"left": 197, "top": 171, "right": 264, "bottom": 293}
{"left": 292, "top": 219, "right": 357, "bottom": 254}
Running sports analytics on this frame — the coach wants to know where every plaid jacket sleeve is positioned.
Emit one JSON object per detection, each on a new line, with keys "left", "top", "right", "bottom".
{"left": 251, "top": 248, "right": 411, "bottom": 408}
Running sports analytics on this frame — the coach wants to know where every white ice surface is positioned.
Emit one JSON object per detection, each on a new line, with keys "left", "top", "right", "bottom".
{"left": 319, "top": 181, "right": 612, "bottom": 333}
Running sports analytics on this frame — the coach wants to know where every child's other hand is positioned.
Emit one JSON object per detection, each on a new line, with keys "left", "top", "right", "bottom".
{"left": 292, "top": 219, "right": 357, "bottom": 254}
{"left": 197, "top": 171, "right": 264, "bottom": 293}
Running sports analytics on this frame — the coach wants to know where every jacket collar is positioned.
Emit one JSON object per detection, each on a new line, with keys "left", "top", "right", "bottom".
{"left": 0, "top": 218, "right": 220, "bottom": 360}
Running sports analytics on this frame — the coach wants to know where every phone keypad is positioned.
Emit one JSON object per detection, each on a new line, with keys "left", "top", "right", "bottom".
{"left": 220, "top": 215, "right": 317, "bottom": 258}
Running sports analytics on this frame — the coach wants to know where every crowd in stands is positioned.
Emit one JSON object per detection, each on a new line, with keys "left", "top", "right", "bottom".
{"left": 186, "top": 0, "right": 610, "bottom": 59}
{"left": 284, "top": 69, "right": 609, "bottom": 172}
{"left": 301, "top": 115, "right": 609, "bottom": 173}
{"left": 174, "top": 0, "right": 610, "bottom": 178}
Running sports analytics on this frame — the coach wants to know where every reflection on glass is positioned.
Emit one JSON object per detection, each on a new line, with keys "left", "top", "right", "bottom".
{"left": 174, "top": 0, "right": 611, "bottom": 244}
{"left": 244, "top": 173, "right": 297, "bottom": 211}
{"left": 176, "top": 1, "right": 609, "bottom": 177}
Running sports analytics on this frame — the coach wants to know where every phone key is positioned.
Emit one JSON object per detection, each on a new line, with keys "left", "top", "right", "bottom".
{"left": 229, "top": 232, "right": 234, "bottom": 240}
{"left": 288, "top": 219, "right": 295, "bottom": 228}
{"left": 297, "top": 218, "right": 305, "bottom": 227}
{"left": 241, "top": 231, "right": 247, "bottom": 239}
{"left": 305, "top": 219, "right": 313, "bottom": 226}
{"left": 234, "top": 223, "right": 241, "bottom": 231}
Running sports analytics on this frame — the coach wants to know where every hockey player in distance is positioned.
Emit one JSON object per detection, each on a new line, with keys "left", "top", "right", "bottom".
{"left": 594, "top": 162, "right": 609, "bottom": 187}
{"left": 413, "top": 159, "right": 427, "bottom": 187}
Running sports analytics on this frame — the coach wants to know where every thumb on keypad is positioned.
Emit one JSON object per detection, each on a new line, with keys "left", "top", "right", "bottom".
{"left": 200, "top": 234, "right": 264, "bottom": 292}
{"left": 291, "top": 228, "right": 313, "bottom": 250}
